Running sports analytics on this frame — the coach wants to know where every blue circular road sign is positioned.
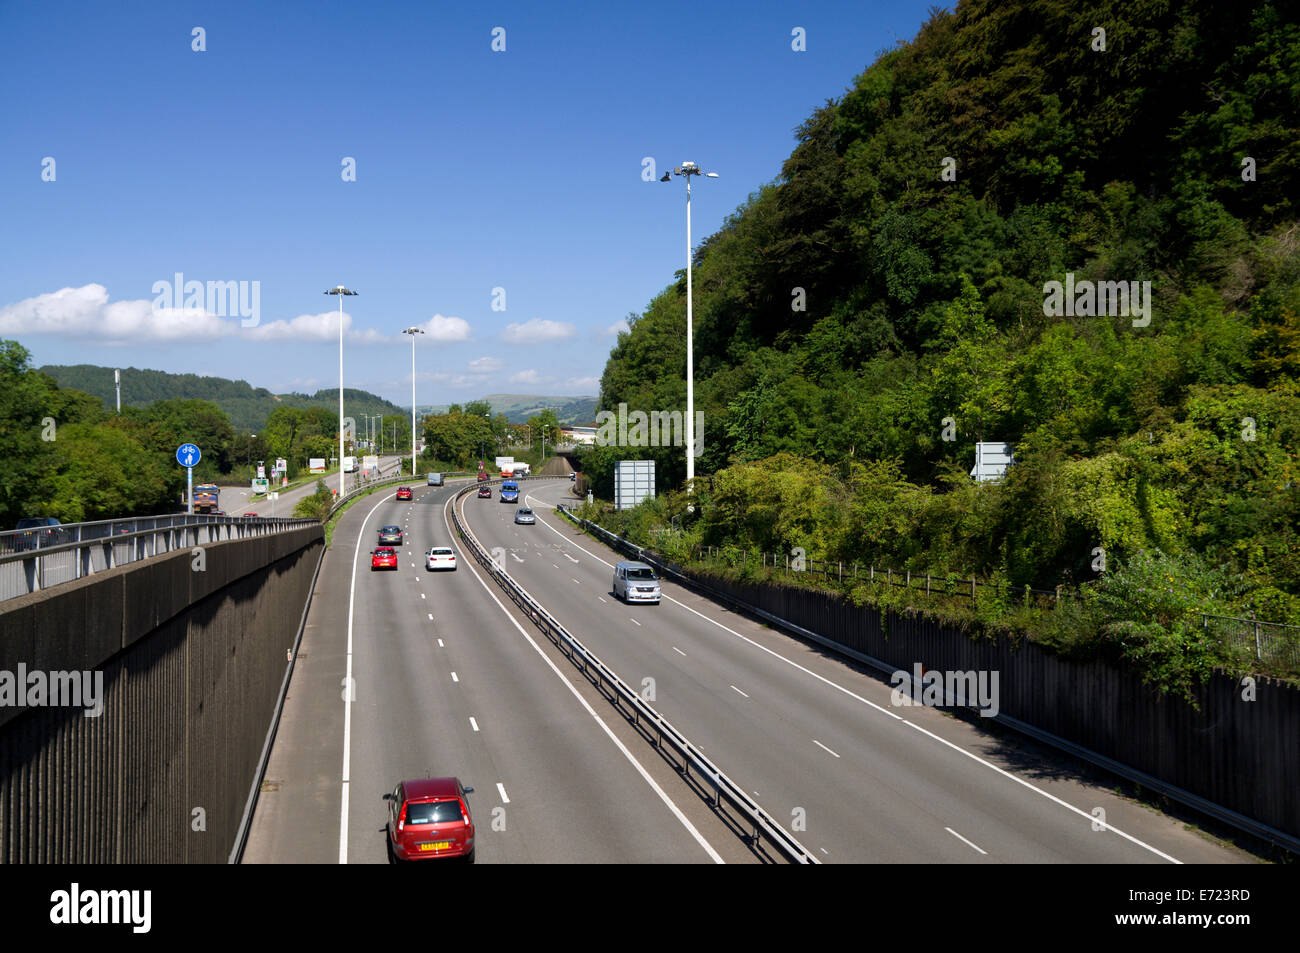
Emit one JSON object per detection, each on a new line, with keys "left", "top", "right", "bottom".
{"left": 176, "top": 443, "right": 201, "bottom": 468}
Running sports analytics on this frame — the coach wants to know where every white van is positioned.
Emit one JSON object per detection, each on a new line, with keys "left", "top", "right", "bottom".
{"left": 612, "top": 561, "right": 661, "bottom": 604}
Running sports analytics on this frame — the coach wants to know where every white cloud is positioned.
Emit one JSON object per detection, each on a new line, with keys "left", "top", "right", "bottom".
{"left": 0, "top": 284, "right": 237, "bottom": 342}
{"left": 467, "top": 356, "right": 503, "bottom": 373}
{"left": 565, "top": 376, "right": 599, "bottom": 391}
{"left": 0, "top": 284, "right": 390, "bottom": 344}
{"left": 416, "top": 314, "right": 472, "bottom": 342}
{"left": 501, "top": 318, "right": 575, "bottom": 344}
{"left": 604, "top": 319, "right": 630, "bottom": 336}
{"left": 245, "top": 310, "right": 383, "bottom": 343}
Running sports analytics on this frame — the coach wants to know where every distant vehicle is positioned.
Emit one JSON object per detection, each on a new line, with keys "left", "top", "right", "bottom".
{"left": 11, "top": 517, "right": 64, "bottom": 552}
{"left": 514, "top": 507, "right": 535, "bottom": 525}
{"left": 371, "top": 547, "right": 398, "bottom": 571}
{"left": 510, "top": 463, "right": 531, "bottom": 476}
{"left": 476, "top": 471, "right": 489, "bottom": 482}
{"left": 477, "top": 486, "right": 492, "bottom": 498}
{"left": 495, "top": 456, "right": 515, "bottom": 477}
{"left": 242, "top": 513, "right": 258, "bottom": 517}
{"left": 385, "top": 777, "right": 475, "bottom": 863}
{"left": 396, "top": 487, "right": 413, "bottom": 501}
{"left": 378, "top": 525, "right": 403, "bottom": 545}
{"left": 427, "top": 472, "right": 444, "bottom": 486}
{"left": 425, "top": 547, "right": 457, "bottom": 571}
{"left": 612, "top": 560, "right": 661, "bottom": 604}
{"left": 190, "top": 484, "right": 220, "bottom": 514}
{"left": 500, "top": 480, "right": 519, "bottom": 504}
{"left": 343, "top": 456, "right": 358, "bottom": 473}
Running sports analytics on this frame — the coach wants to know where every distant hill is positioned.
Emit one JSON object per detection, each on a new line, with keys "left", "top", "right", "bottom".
{"left": 38, "top": 364, "right": 405, "bottom": 432}
{"left": 39, "top": 365, "right": 599, "bottom": 431}
{"left": 477, "top": 394, "right": 599, "bottom": 425}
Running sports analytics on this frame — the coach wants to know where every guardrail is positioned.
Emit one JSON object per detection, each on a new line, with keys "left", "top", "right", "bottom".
{"left": 0, "top": 513, "right": 318, "bottom": 603}
{"left": 451, "top": 484, "right": 817, "bottom": 863}
{"left": 558, "top": 504, "right": 1300, "bottom": 854}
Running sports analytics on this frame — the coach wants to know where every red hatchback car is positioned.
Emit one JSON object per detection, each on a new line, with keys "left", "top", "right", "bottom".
{"left": 477, "top": 486, "right": 492, "bottom": 499}
{"left": 386, "top": 777, "right": 475, "bottom": 863}
{"left": 371, "top": 547, "right": 398, "bottom": 571}
{"left": 396, "top": 486, "right": 413, "bottom": 501}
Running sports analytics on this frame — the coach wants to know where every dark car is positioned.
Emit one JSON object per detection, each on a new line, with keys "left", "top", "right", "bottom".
{"left": 11, "top": 517, "right": 65, "bottom": 552}
{"left": 385, "top": 777, "right": 475, "bottom": 863}
{"left": 378, "top": 525, "right": 403, "bottom": 545}
{"left": 477, "top": 486, "right": 492, "bottom": 499}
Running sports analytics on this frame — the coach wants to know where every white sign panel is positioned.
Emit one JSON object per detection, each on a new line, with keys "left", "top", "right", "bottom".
{"left": 309, "top": 458, "right": 326, "bottom": 473}
{"left": 971, "top": 442, "right": 1014, "bottom": 482}
{"left": 614, "top": 459, "right": 655, "bottom": 510}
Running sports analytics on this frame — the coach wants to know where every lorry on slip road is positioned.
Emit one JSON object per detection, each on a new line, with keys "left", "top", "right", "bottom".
{"left": 190, "top": 484, "right": 220, "bottom": 514}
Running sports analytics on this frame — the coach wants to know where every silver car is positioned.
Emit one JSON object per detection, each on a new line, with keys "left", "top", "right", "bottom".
{"left": 612, "top": 560, "right": 660, "bottom": 604}
{"left": 514, "top": 507, "right": 536, "bottom": 525}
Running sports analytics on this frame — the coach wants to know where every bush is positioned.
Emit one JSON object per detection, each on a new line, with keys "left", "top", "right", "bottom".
{"left": 294, "top": 480, "right": 334, "bottom": 521}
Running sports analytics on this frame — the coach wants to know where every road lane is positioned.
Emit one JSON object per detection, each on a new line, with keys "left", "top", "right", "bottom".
{"left": 458, "top": 479, "right": 1249, "bottom": 865}
{"left": 245, "top": 479, "right": 745, "bottom": 863}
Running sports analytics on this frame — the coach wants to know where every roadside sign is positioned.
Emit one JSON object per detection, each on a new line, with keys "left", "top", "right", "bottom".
{"left": 176, "top": 444, "right": 201, "bottom": 467}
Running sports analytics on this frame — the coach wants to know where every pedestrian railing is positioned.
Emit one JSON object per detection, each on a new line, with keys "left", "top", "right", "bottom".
{"left": 0, "top": 513, "right": 317, "bottom": 603}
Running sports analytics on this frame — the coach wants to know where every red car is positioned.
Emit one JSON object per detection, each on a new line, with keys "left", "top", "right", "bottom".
{"left": 476, "top": 471, "right": 489, "bottom": 482}
{"left": 371, "top": 547, "right": 398, "bottom": 571}
{"left": 386, "top": 777, "right": 475, "bottom": 863}
{"left": 396, "top": 487, "right": 413, "bottom": 501}
{"left": 477, "top": 486, "right": 492, "bottom": 499}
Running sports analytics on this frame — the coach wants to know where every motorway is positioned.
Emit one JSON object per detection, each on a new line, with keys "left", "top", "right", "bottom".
{"left": 245, "top": 477, "right": 1251, "bottom": 864}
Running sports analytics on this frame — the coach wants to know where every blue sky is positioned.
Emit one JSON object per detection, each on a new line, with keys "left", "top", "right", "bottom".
{"left": 0, "top": 0, "right": 940, "bottom": 410}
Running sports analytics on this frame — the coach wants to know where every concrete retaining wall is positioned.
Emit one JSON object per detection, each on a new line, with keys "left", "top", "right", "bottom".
{"left": 0, "top": 525, "right": 323, "bottom": 862}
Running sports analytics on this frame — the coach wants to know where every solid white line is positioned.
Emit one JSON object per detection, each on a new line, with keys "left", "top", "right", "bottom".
{"left": 446, "top": 491, "right": 724, "bottom": 863}
{"left": 813, "top": 739, "right": 840, "bottom": 758}
{"left": 497, "top": 782, "right": 510, "bottom": 804}
{"left": 946, "top": 827, "right": 988, "bottom": 855}
{"left": 673, "top": 647, "right": 686, "bottom": 656}
{"left": 525, "top": 488, "right": 1181, "bottom": 863}
{"left": 730, "top": 685, "right": 749, "bottom": 698}
{"left": 470, "top": 717, "right": 479, "bottom": 732}
{"left": 451, "top": 671, "right": 459, "bottom": 682}
{"left": 339, "top": 490, "right": 400, "bottom": 864}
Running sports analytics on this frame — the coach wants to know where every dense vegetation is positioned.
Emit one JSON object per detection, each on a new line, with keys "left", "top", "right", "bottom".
{"left": 419, "top": 402, "right": 561, "bottom": 470}
{"left": 580, "top": 0, "right": 1300, "bottom": 650}
{"left": 0, "top": 343, "right": 419, "bottom": 524}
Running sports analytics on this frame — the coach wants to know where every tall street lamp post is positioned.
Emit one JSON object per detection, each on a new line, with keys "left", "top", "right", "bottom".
{"left": 325, "top": 286, "right": 358, "bottom": 499}
{"left": 660, "top": 161, "right": 718, "bottom": 493}
{"left": 402, "top": 326, "right": 424, "bottom": 477}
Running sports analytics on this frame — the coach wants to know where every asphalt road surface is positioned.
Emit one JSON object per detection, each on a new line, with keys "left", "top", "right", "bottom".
{"left": 244, "top": 477, "right": 750, "bottom": 863}
{"left": 245, "top": 477, "right": 1252, "bottom": 864}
